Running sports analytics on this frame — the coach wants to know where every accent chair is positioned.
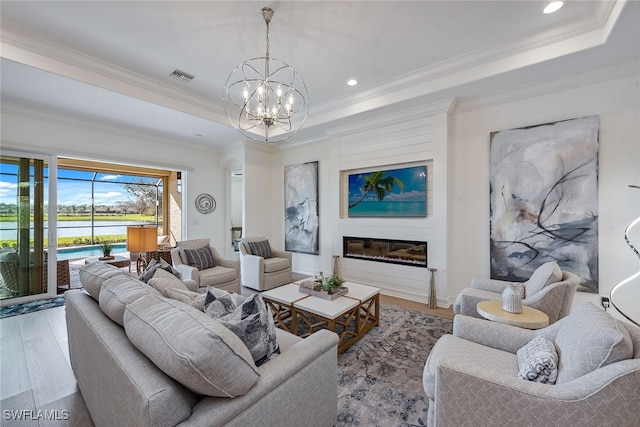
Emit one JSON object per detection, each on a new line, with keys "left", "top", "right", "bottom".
{"left": 238, "top": 236, "right": 292, "bottom": 291}
{"left": 170, "top": 238, "right": 240, "bottom": 294}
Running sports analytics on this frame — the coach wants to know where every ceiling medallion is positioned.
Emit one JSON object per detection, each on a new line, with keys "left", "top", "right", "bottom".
{"left": 223, "top": 7, "right": 309, "bottom": 143}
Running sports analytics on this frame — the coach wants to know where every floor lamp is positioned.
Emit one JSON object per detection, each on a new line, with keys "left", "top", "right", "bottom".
{"left": 127, "top": 226, "right": 158, "bottom": 275}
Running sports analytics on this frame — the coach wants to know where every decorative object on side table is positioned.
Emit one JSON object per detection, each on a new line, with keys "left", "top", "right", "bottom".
{"left": 98, "top": 241, "right": 114, "bottom": 260}
{"left": 502, "top": 283, "right": 524, "bottom": 313}
{"left": 300, "top": 274, "right": 348, "bottom": 301}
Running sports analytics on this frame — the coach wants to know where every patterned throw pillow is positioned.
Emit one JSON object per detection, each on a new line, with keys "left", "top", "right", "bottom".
{"left": 516, "top": 335, "right": 559, "bottom": 384}
{"left": 204, "top": 289, "right": 279, "bottom": 366}
{"left": 183, "top": 245, "right": 215, "bottom": 270}
{"left": 247, "top": 240, "right": 272, "bottom": 259}
{"left": 139, "top": 258, "right": 182, "bottom": 283}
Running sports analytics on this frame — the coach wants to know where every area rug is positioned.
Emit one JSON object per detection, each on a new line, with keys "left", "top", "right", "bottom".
{"left": 0, "top": 295, "right": 66, "bottom": 319}
{"left": 335, "top": 303, "right": 452, "bottom": 426}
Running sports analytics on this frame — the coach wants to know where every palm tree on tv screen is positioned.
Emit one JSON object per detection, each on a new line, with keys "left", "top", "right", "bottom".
{"left": 348, "top": 171, "right": 404, "bottom": 209}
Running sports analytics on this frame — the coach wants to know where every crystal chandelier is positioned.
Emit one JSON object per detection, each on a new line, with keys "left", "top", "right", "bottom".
{"left": 223, "top": 7, "right": 309, "bottom": 143}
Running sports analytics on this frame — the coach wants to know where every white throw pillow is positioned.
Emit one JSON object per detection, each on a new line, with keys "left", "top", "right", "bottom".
{"left": 516, "top": 335, "right": 558, "bottom": 384}
{"left": 524, "top": 262, "right": 562, "bottom": 296}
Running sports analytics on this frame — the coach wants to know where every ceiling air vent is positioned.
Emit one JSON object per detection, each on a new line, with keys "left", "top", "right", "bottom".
{"left": 169, "top": 69, "right": 195, "bottom": 83}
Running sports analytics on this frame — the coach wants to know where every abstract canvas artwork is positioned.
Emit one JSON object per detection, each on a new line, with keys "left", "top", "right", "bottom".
{"left": 348, "top": 165, "right": 427, "bottom": 217}
{"left": 490, "top": 116, "right": 599, "bottom": 293}
{"left": 284, "top": 161, "right": 319, "bottom": 254}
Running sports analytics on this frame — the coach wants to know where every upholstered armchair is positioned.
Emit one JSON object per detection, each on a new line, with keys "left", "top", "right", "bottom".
{"left": 239, "top": 236, "right": 292, "bottom": 291}
{"left": 453, "top": 262, "right": 580, "bottom": 324}
{"left": 170, "top": 238, "right": 240, "bottom": 294}
{"left": 423, "top": 303, "right": 640, "bottom": 427}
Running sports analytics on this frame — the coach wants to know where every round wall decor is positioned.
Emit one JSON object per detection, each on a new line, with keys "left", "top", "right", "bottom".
{"left": 195, "top": 193, "right": 216, "bottom": 214}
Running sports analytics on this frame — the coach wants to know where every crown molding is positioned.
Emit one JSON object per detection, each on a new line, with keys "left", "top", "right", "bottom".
{"left": 0, "top": 24, "right": 228, "bottom": 125}
{"left": 454, "top": 59, "right": 640, "bottom": 113}
{"left": 308, "top": 0, "right": 624, "bottom": 128}
{"left": 1, "top": 101, "right": 216, "bottom": 155}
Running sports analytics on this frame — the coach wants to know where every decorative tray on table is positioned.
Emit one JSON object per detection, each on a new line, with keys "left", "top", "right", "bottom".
{"left": 299, "top": 280, "right": 348, "bottom": 301}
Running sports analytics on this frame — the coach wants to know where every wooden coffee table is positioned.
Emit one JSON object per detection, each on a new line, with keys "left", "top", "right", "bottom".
{"left": 262, "top": 281, "right": 380, "bottom": 353}
{"left": 476, "top": 300, "right": 549, "bottom": 329}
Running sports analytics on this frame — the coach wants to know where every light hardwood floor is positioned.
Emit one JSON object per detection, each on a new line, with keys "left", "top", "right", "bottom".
{"left": 0, "top": 290, "right": 452, "bottom": 426}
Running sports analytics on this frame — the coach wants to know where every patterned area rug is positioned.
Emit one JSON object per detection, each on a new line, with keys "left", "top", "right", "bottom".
{"left": 0, "top": 295, "right": 66, "bottom": 319}
{"left": 335, "top": 303, "right": 452, "bottom": 426}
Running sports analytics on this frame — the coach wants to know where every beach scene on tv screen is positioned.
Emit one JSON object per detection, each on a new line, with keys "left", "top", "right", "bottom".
{"left": 348, "top": 165, "right": 426, "bottom": 217}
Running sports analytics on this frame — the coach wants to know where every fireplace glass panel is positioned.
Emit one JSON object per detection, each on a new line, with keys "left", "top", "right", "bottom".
{"left": 343, "top": 237, "right": 427, "bottom": 268}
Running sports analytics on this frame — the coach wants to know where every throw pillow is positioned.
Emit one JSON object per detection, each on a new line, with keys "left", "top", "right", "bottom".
{"left": 165, "top": 287, "right": 207, "bottom": 311}
{"left": 524, "top": 262, "right": 562, "bottom": 296}
{"left": 183, "top": 245, "right": 215, "bottom": 270}
{"left": 124, "top": 294, "right": 259, "bottom": 397}
{"left": 139, "top": 258, "right": 182, "bottom": 283}
{"left": 205, "top": 290, "right": 279, "bottom": 366}
{"left": 148, "top": 268, "right": 189, "bottom": 297}
{"left": 204, "top": 287, "right": 246, "bottom": 318}
{"left": 248, "top": 240, "right": 272, "bottom": 259}
{"left": 516, "top": 335, "right": 559, "bottom": 384}
{"left": 554, "top": 302, "right": 633, "bottom": 384}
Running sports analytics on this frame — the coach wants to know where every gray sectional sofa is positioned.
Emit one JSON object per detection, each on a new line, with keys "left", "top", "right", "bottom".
{"left": 66, "top": 262, "right": 338, "bottom": 427}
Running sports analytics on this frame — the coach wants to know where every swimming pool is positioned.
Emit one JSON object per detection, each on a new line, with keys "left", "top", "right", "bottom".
{"left": 56, "top": 243, "right": 128, "bottom": 261}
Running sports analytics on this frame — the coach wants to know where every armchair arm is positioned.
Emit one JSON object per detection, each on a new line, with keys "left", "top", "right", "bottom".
{"left": 522, "top": 282, "right": 567, "bottom": 323}
{"left": 240, "top": 253, "right": 265, "bottom": 289}
{"left": 453, "top": 315, "right": 535, "bottom": 353}
{"left": 435, "top": 360, "right": 640, "bottom": 427}
{"left": 174, "top": 264, "right": 199, "bottom": 284}
{"left": 470, "top": 277, "right": 513, "bottom": 293}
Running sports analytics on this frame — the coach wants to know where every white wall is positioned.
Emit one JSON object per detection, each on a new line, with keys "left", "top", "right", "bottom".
{"left": 448, "top": 73, "right": 640, "bottom": 316}
{"left": 0, "top": 104, "right": 232, "bottom": 252}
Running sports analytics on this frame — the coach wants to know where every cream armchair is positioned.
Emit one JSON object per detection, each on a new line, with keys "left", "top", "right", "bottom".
{"left": 239, "top": 236, "right": 292, "bottom": 291}
{"left": 453, "top": 262, "right": 580, "bottom": 324}
{"left": 423, "top": 303, "right": 640, "bottom": 427}
{"left": 170, "top": 238, "right": 240, "bottom": 294}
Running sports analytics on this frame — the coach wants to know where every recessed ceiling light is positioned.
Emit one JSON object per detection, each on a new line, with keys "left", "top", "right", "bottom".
{"left": 347, "top": 79, "right": 358, "bottom": 86}
{"left": 543, "top": 1, "right": 564, "bottom": 14}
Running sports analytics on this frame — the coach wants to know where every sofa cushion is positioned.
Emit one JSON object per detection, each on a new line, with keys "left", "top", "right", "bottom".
{"left": 99, "top": 275, "right": 162, "bottom": 326}
{"left": 516, "top": 335, "right": 558, "bottom": 384}
{"left": 183, "top": 244, "right": 215, "bottom": 270}
{"left": 79, "top": 262, "right": 127, "bottom": 301}
{"left": 204, "top": 289, "right": 280, "bottom": 366}
{"left": 138, "top": 258, "right": 182, "bottom": 283}
{"left": 264, "top": 257, "right": 290, "bottom": 273}
{"left": 123, "top": 294, "right": 260, "bottom": 397}
{"left": 147, "top": 268, "right": 189, "bottom": 297}
{"left": 524, "top": 262, "right": 562, "bottom": 296}
{"left": 198, "top": 265, "right": 238, "bottom": 287}
{"left": 248, "top": 240, "right": 272, "bottom": 259}
{"left": 555, "top": 302, "right": 633, "bottom": 384}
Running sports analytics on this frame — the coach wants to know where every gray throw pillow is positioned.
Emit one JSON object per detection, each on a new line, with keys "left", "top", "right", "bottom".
{"left": 524, "top": 261, "right": 562, "bottom": 296}
{"left": 183, "top": 245, "right": 215, "bottom": 270}
{"left": 147, "top": 268, "right": 189, "bottom": 297}
{"left": 248, "top": 240, "right": 272, "bottom": 259}
{"left": 516, "top": 335, "right": 558, "bottom": 384}
{"left": 139, "top": 258, "right": 182, "bottom": 283}
{"left": 204, "top": 289, "right": 279, "bottom": 366}
{"left": 554, "top": 302, "right": 633, "bottom": 384}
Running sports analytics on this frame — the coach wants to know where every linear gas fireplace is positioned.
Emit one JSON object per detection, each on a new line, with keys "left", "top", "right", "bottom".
{"left": 343, "top": 237, "right": 427, "bottom": 268}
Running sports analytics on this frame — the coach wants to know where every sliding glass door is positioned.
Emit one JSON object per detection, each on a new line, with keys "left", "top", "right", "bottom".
{"left": 0, "top": 152, "right": 54, "bottom": 302}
